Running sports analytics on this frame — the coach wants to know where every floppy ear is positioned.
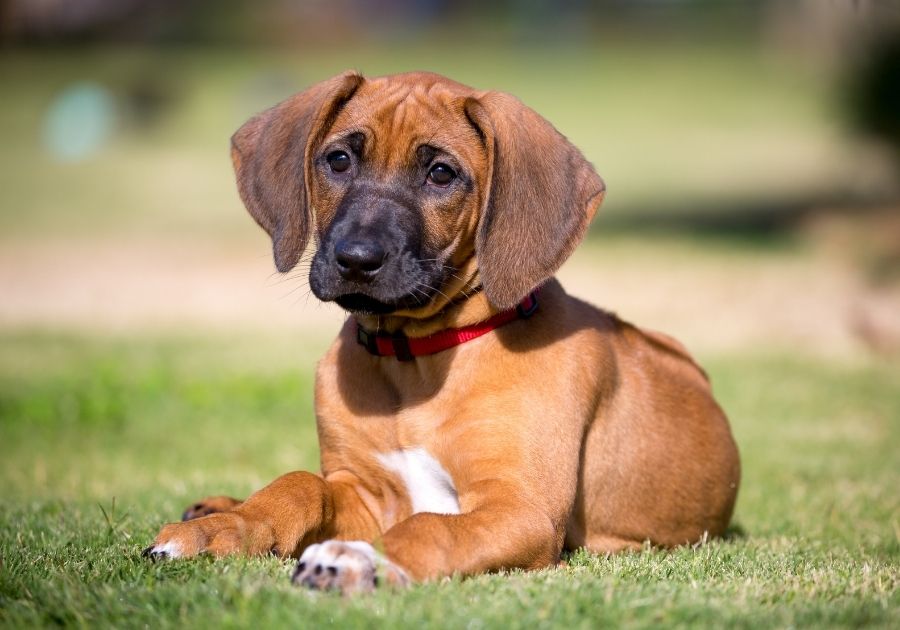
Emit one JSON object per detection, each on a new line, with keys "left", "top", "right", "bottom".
{"left": 231, "top": 71, "right": 364, "bottom": 272}
{"left": 464, "top": 92, "right": 605, "bottom": 309}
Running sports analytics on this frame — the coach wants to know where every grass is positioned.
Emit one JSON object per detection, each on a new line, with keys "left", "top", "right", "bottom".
{"left": 0, "top": 332, "right": 897, "bottom": 628}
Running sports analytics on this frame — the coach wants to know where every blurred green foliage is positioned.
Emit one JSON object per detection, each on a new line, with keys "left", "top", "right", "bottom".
{"left": 0, "top": 41, "right": 853, "bottom": 241}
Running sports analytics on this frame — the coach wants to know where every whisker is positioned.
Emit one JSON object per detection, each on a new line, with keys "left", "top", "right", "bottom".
{"left": 280, "top": 281, "right": 312, "bottom": 301}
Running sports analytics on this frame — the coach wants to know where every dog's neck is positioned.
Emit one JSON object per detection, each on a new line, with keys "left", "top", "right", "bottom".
{"left": 354, "top": 289, "right": 498, "bottom": 338}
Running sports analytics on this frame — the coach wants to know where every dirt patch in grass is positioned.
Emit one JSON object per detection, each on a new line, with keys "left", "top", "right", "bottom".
{"left": 2, "top": 233, "right": 898, "bottom": 357}
{"left": 0, "top": 236, "right": 345, "bottom": 335}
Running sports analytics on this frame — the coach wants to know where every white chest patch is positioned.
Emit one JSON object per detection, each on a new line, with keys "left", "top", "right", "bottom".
{"left": 376, "top": 448, "right": 460, "bottom": 515}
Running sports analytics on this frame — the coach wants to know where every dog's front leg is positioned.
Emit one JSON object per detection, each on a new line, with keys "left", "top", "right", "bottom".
{"left": 293, "top": 492, "right": 561, "bottom": 593}
{"left": 143, "top": 471, "right": 377, "bottom": 559}
{"left": 381, "top": 498, "right": 560, "bottom": 580}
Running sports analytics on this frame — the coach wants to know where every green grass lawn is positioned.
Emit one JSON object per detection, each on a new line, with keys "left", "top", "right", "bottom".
{"left": 1, "top": 332, "right": 897, "bottom": 628}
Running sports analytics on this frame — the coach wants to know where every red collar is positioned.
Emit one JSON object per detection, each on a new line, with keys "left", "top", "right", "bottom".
{"left": 356, "top": 292, "right": 539, "bottom": 361}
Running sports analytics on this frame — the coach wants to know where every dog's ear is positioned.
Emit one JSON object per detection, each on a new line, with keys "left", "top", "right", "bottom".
{"left": 231, "top": 71, "right": 364, "bottom": 272}
{"left": 464, "top": 92, "right": 605, "bottom": 309}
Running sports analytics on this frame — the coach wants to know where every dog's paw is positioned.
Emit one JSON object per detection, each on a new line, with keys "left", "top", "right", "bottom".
{"left": 142, "top": 513, "right": 274, "bottom": 560}
{"left": 142, "top": 521, "right": 201, "bottom": 560}
{"left": 181, "top": 495, "right": 242, "bottom": 521}
{"left": 291, "top": 540, "right": 410, "bottom": 595}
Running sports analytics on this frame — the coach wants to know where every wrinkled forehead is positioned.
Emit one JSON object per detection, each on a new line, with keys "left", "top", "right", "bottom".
{"left": 326, "top": 76, "right": 485, "bottom": 167}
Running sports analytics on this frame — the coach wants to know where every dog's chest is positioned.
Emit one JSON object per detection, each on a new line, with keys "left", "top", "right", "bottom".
{"left": 376, "top": 448, "right": 460, "bottom": 515}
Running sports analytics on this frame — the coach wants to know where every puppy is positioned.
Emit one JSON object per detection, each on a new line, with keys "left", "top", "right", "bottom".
{"left": 144, "top": 71, "right": 740, "bottom": 594}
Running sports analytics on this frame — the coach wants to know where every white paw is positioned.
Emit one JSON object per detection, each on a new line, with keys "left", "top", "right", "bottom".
{"left": 291, "top": 540, "right": 409, "bottom": 594}
{"left": 141, "top": 540, "right": 183, "bottom": 560}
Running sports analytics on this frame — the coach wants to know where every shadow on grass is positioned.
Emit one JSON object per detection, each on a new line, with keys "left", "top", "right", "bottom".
{"left": 722, "top": 522, "right": 747, "bottom": 541}
{"left": 560, "top": 522, "right": 748, "bottom": 562}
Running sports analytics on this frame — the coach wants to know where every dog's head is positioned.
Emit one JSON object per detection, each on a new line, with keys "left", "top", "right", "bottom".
{"left": 231, "top": 71, "right": 605, "bottom": 315}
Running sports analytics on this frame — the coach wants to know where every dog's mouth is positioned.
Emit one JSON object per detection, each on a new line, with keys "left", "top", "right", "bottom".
{"left": 333, "top": 293, "right": 401, "bottom": 315}
{"left": 332, "top": 284, "right": 444, "bottom": 315}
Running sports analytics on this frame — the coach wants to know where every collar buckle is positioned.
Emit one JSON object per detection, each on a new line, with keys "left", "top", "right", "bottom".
{"left": 356, "top": 325, "right": 380, "bottom": 355}
{"left": 390, "top": 331, "right": 414, "bottom": 362}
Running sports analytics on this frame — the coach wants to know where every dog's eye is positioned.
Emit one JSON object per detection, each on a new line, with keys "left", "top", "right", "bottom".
{"left": 427, "top": 163, "right": 456, "bottom": 187}
{"left": 327, "top": 151, "right": 351, "bottom": 173}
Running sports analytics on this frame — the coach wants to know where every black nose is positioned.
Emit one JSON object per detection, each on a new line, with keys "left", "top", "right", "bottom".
{"left": 334, "top": 239, "right": 386, "bottom": 282}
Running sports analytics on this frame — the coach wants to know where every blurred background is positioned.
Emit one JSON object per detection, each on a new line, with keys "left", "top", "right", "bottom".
{"left": 1, "top": 0, "right": 898, "bottom": 355}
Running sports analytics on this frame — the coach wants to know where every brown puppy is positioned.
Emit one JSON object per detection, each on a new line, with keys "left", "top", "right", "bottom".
{"left": 144, "top": 71, "right": 740, "bottom": 593}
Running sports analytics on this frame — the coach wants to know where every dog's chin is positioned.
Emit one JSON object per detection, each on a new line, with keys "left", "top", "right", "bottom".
{"left": 333, "top": 293, "right": 401, "bottom": 315}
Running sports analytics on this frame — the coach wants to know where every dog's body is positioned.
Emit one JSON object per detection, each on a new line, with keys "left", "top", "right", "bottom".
{"left": 145, "top": 71, "right": 740, "bottom": 593}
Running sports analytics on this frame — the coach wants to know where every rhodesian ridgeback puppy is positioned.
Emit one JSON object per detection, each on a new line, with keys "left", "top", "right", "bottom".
{"left": 144, "top": 71, "right": 740, "bottom": 594}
